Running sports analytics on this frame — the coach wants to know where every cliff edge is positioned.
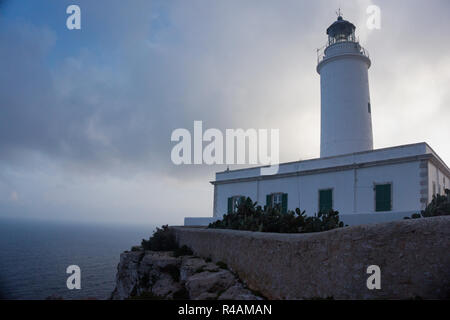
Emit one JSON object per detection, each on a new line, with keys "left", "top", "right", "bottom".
{"left": 110, "top": 250, "right": 263, "bottom": 300}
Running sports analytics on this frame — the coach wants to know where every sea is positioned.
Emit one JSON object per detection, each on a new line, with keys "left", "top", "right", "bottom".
{"left": 0, "top": 217, "right": 156, "bottom": 300}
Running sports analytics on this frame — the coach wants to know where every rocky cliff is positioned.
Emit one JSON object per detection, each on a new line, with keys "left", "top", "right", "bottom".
{"left": 110, "top": 250, "right": 263, "bottom": 300}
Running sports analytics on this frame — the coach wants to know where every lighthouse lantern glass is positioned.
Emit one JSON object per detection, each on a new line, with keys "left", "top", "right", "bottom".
{"left": 326, "top": 17, "right": 357, "bottom": 46}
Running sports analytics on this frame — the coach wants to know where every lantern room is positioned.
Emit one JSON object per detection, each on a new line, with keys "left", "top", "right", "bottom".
{"left": 326, "top": 15, "right": 356, "bottom": 46}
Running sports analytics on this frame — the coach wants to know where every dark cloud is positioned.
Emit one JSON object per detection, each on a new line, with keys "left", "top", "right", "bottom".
{"left": 0, "top": 0, "right": 325, "bottom": 178}
{"left": 0, "top": 0, "right": 449, "bottom": 224}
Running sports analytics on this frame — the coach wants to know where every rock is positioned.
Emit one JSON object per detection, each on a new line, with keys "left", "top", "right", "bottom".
{"left": 185, "top": 270, "right": 236, "bottom": 300}
{"left": 110, "top": 251, "right": 144, "bottom": 300}
{"left": 204, "top": 262, "right": 220, "bottom": 272}
{"left": 151, "top": 273, "right": 184, "bottom": 299}
{"left": 140, "top": 251, "right": 180, "bottom": 273}
{"left": 180, "top": 257, "right": 207, "bottom": 281}
{"left": 195, "top": 292, "right": 220, "bottom": 300}
{"left": 218, "top": 283, "right": 263, "bottom": 300}
{"left": 111, "top": 249, "right": 264, "bottom": 300}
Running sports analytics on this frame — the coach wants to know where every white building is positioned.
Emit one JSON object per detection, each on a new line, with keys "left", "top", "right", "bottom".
{"left": 185, "top": 15, "right": 450, "bottom": 226}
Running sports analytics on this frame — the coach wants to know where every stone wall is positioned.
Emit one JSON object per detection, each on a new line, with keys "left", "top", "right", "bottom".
{"left": 172, "top": 216, "right": 450, "bottom": 299}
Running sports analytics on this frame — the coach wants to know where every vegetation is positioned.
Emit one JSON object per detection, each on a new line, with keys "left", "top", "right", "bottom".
{"left": 141, "top": 225, "right": 194, "bottom": 257}
{"left": 141, "top": 225, "right": 178, "bottom": 251}
{"left": 208, "top": 197, "right": 345, "bottom": 233}
{"left": 405, "top": 189, "right": 450, "bottom": 219}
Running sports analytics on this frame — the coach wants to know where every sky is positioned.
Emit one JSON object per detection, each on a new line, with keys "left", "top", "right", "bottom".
{"left": 0, "top": 0, "right": 449, "bottom": 226}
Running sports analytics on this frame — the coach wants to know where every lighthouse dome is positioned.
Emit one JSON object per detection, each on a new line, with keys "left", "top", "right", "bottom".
{"left": 326, "top": 16, "right": 356, "bottom": 44}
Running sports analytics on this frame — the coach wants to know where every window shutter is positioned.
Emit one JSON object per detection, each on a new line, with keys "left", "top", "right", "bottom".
{"left": 281, "top": 193, "right": 288, "bottom": 214}
{"left": 227, "top": 197, "right": 233, "bottom": 214}
{"left": 266, "top": 195, "right": 271, "bottom": 208}
{"left": 375, "top": 186, "right": 382, "bottom": 211}
{"left": 384, "top": 184, "right": 391, "bottom": 210}
{"left": 375, "top": 184, "right": 392, "bottom": 212}
{"left": 319, "top": 189, "right": 333, "bottom": 213}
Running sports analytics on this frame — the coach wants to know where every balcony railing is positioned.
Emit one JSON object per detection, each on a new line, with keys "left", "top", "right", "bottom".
{"left": 317, "top": 40, "right": 370, "bottom": 65}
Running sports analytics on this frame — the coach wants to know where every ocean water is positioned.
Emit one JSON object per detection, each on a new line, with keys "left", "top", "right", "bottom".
{"left": 0, "top": 217, "right": 156, "bottom": 300}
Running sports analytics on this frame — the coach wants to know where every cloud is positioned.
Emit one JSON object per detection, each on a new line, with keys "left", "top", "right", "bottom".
{"left": 0, "top": 0, "right": 449, "bottom": 224}
{"left": 9, "top": 191, "right": 18, "bottom": 202}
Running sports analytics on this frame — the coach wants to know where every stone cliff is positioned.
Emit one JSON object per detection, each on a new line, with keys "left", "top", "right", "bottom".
{"left": 110, "top": 250, "right": 263, "bottom": 300}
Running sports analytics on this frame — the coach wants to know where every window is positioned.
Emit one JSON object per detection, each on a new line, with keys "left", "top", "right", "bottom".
{"left": 272, "top": 193, "right": 283, "bottom": 207}
{"left": 319, "top": 189, "right": 333, "bottom": 213}
{"left": 227, "top": 196, "right": 245, "bottom": 214}
{"left": 266, "top": 193, "right": 288, "bottom": 213}
{"left": 432, "top": 182, "right": 436, "bottom": 196}
{"left": 368, "top": 102, "right": 371, "bottom": 114}
{"left": 375, "top": 184, "right": 392, "bottom": 212}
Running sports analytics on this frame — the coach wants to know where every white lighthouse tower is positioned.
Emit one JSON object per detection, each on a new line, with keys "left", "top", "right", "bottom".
{"left": 186, "top": 13, "right": 450, "bottom": 228}
{"left": 317, "top": 15, "right": 373, "bottom": 158}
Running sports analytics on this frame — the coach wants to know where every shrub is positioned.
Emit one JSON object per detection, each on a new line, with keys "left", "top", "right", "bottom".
{"left": 301, "top": 210, "right": 345, "bottom": 233}
{"left": 421, "top": 190, "right": 450, "bottom": 217}
{"left": 141, "top": 226, "right": 195, "bottom": 258}
{"left": 405, "top": 189, "right": 450, "bottom": 219}
{"left": 208, "top": 197, "right": 345, "bottom": 234}
{"left": 141, "top": 225, "right": 177, "bottom": 251}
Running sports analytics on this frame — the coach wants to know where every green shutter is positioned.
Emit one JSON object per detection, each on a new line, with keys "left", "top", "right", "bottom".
{"left": 266, "top": 195, "right": 271, "bottom": 208}
{"left": 227, "top": 197, "right": 233, "bottom": 214}
{"left": 376, "top": 184, "right": 391, "bottom": 212}
{"left": 281, "top": 193, "right": 288, "bottom": 214}
{"left": 319, "top": 189, "right": 333, "bottom": 213}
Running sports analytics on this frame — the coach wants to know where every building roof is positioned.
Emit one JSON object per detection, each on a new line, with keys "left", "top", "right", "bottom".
{"left": 212, "top": 142, "right": 450, "bottom": 185}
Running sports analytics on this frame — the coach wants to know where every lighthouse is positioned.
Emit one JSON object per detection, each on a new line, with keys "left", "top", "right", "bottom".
{"left": 317, "top": 15, "right": 373, "bottom": 158}
{"left": 186, "top": 13, "right": 450, "bottom": 228}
